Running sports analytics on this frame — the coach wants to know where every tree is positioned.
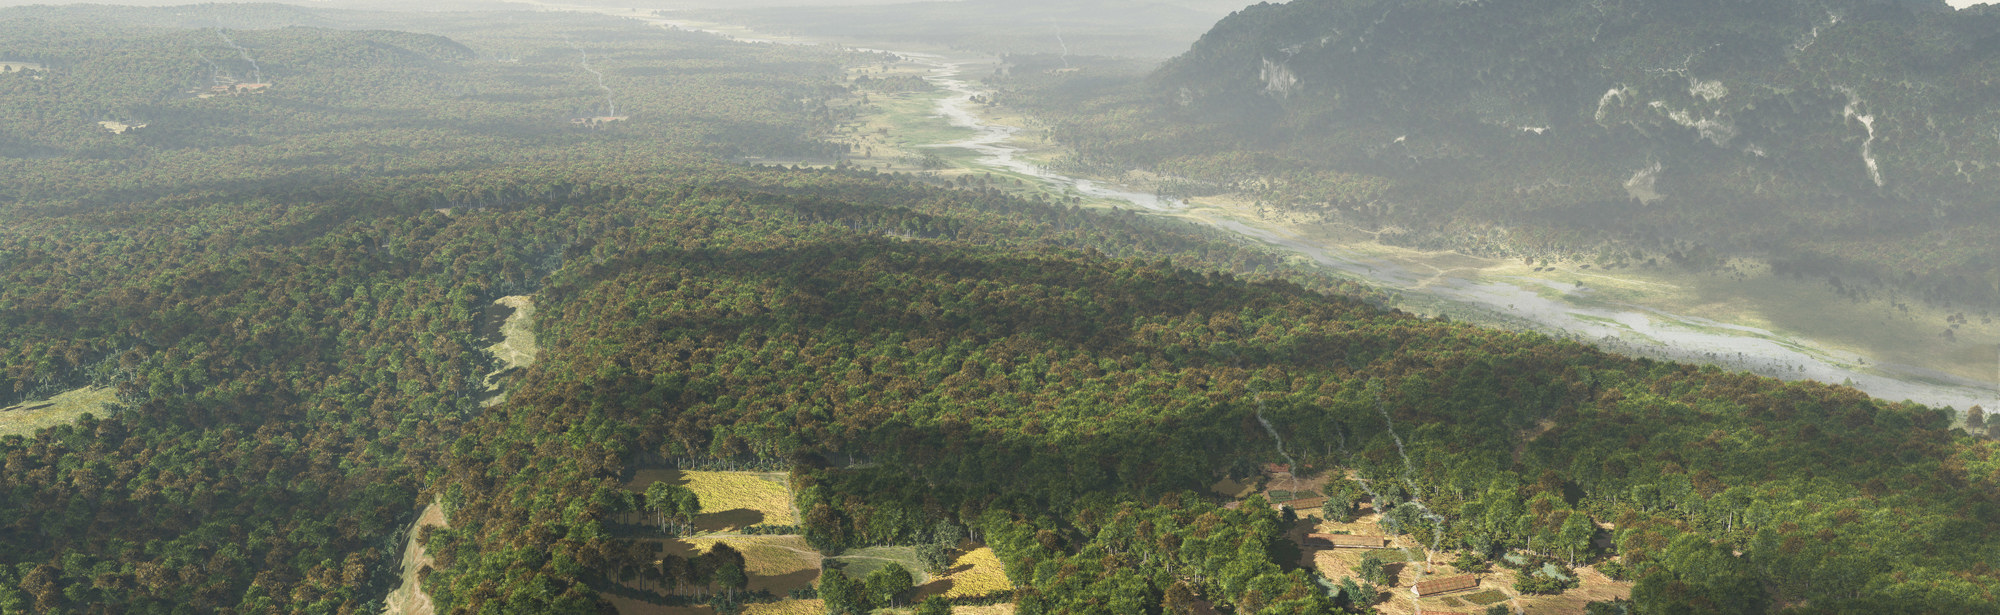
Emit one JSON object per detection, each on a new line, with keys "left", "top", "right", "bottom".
{"left": 713, "top": 562, "right": 747, "bottom": 600}
{"left": 865, "top": 562, "right": 914, "bottom": 607}
{"left": 1558, "top": 511, "right": 1595, "bottom": 565}
{"left": 1486, "top": 606, "right": 1514, "bottom": 615}
{"left": 673, "top": 486, "right": 703, "bottom": 530}
{"left": 805, "top": 503, "right": 848, "bottom": 552}
{"left": 820, "top": 568, "right": 867, "bottom": 615}
{"left": 1968, "top": 406, "right": 1986, "bottom": 433}
{"left": 1328, "top": 477, "right": 1360, "bottom": 523}
{"left": 1357, "top": 553, "right": 1388, "bottom": 585}
{"left": 703, "top": 543, "right": 748, "bottom": 599}
{"left": 917, "top": 542, "right": 952, "bottom": 574}
{"left": 1163, "top": 581, "right": 1201, "bottom": 614}
{"left": 644, "top": 482, "right": 675, "bottom": 531}
{"left": 916, "top": 595, "right": 953, "bottom": 615}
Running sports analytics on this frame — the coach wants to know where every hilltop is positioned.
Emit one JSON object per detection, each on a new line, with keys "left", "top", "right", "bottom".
{"left": 1019, "top": 0, "right": 2000, "bottom": 306}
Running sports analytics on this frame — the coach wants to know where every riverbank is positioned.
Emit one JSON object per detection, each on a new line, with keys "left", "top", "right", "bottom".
{"left": 520, "top": 2, "right": 1997, "bottom": 413}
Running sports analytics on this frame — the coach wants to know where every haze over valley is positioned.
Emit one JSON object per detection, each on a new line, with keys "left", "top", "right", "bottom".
{"left": 0, "top": 1, "right": 1996, "bottom": 614}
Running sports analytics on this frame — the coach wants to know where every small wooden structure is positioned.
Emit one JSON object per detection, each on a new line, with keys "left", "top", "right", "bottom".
{"left": 1305, "top": 533, "right": 1386, "bottom": 549}
{"left": 1411, "top": 574, "right": 1479, "bottom": 597}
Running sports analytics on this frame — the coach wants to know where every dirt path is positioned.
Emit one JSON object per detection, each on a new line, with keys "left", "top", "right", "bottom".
{"left": 382, "top": 502, "right": 448, "bottom": 615}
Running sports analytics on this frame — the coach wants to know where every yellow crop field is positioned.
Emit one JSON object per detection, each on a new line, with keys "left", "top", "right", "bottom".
{"left": 662, "top": 535, "right": 821, "bottom": 594}
{"left": 943, "top": 548, "right": 1013, "bottom": 598}
{"left": 914, "top": 547, "right": 1013, "bottom": 600}
{"left": 743, "top": 599, "right": 824, "bottom": 615}
{"left": 626, "top": 469, "right": 799, "bottom": 530}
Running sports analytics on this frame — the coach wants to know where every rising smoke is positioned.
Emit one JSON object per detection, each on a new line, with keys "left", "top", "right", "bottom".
{"left": 1051, "top": 22, "right": 1071, "bottom": 69}
{"left": 569, "top": 42, "right": 617, "bottom": 117}
{"left": 194, "top": 51, "right": 222, "bottom": 86}
{"left": 214, "top": 29, "right": 263, "bottom": 83}
{"left": 1326, "top": 380, "right": 1451, "bottom": 589}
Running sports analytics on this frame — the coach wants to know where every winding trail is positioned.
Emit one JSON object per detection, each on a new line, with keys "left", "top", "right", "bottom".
{"left": 526, "top": 2, "right": 1996, "bottom": 411}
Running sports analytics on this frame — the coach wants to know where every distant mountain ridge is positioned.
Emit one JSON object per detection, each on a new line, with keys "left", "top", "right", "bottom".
{"left": 1127, "top": 0, "right": 2000, "bottom": 300}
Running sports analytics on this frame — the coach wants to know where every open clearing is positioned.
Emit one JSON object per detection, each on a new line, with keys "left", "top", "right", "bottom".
{"left": 831, "top": 545, "right": 928, "bottom": 583}
{"left": 602, "top": 470, "right": 815, "bottom": 611}
{"left": 914, "top": 546, "right": 1013, "bottom": 600}
{"left": 481, "top": 295, "right": 538, "bottom": 407}
{"left": 0, "top": 386, "right": 117, "bottom": 437}
{"left": 383, "top": 501, "right": 448, "bottom": 615}
{"left": 1272, "top": 472, "right": 1631, "bottom": 615}
{"left": 661, "top": 535, "right": 823, "bottom": 594}
{"left": 625, "top": 469, "right": 798, "bottom": 531}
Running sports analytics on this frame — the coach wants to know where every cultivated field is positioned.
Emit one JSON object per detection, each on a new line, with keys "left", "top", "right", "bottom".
{"left": 625, "top": 469, "right": 799, "bottom": 531}
{"left": 914, "top": 546, "right": 1013, "bottom": 600}
{"left": 662, "top": 535, "right": 823, "bottom": 594}
{"left": 1255, "top": 470, "right": 1634, "bottom": 615}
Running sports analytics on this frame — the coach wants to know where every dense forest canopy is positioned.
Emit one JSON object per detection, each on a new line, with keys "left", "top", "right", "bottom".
{"left": 1, "top": 3, "right": 1998, "bottom": 615}
{"left": 1011, "top": 0, "right": 2000, "bottom": 306}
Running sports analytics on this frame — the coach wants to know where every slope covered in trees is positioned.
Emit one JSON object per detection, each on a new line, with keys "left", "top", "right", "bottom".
{"left": 419, "top": 178, "right": 2000, "bottom": 612}
{"left": 1011, "top": 0, "right": 2000, "bottom": 306}
{"left": 3, "top": 4, "right": 2000, "bottom": 615}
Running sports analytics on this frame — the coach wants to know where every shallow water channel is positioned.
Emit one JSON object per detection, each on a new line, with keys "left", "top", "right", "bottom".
{"left": 542, "top": 2, "right": 1999, "bottom": 412}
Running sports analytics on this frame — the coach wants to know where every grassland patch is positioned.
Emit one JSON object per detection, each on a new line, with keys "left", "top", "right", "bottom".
{"left": 0, "top": 386, "right": 118, "bottom": 437}
{"left": 832, "top": 545, "right": 928, "bottom": 583}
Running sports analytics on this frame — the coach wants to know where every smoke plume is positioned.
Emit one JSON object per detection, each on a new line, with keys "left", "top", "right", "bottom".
{"left": 570, "top": 42, "right": 617, "bottom": 117}
{"left": 214, "top": 29, "right": 263, "bottom": 83}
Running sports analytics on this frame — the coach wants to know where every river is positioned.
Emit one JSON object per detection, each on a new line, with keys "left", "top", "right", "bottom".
{"left": 528, "top": 1, "right": 1998, "bottom": 413}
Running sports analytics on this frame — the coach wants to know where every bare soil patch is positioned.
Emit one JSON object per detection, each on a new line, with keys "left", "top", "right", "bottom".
{"left": 382, "top": 501, "right": 448, "bottom": 615}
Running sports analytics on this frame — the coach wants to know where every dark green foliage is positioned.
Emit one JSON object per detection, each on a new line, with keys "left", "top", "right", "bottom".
{"left": 864, "top": 563, "right": 914, "bottom": 607}
{"left": 1357, "top": 553, "right": 1388, "bottom": 586}
{"left": 1514, "top": 564, "right": 1580, "bottom": 595}
{"left": 917, "top": 595, "right": 953, "bottom": 615}
{"left": 1586, "top": 597, "right": 1633, "bottom": 615}
{"left": 3, "top": 5, "right": 2000, "bottom": 615}
{"left": 819, "top": 567, "right": 868, "bottom": 615}
{"left": 1014, "top": 0, "right": 2000, "bottom": 305}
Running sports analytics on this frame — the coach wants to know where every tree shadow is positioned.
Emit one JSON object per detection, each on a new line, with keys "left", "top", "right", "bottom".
{"left": 910, "top": 577, "right": 956, "bottom": 601}
{"left": 750, "top": 566, "right": 820, "bottom": 594}
{"left": 694, "top": 509, "right": 765, "bottom": 533}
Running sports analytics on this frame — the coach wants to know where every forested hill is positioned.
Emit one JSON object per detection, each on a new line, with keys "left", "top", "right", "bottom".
{"left": 1044, "top": 0, "right": 2000, "bottom": 303}
{"left": 4, "top": 4, "right": 2000, "bottom": 615}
